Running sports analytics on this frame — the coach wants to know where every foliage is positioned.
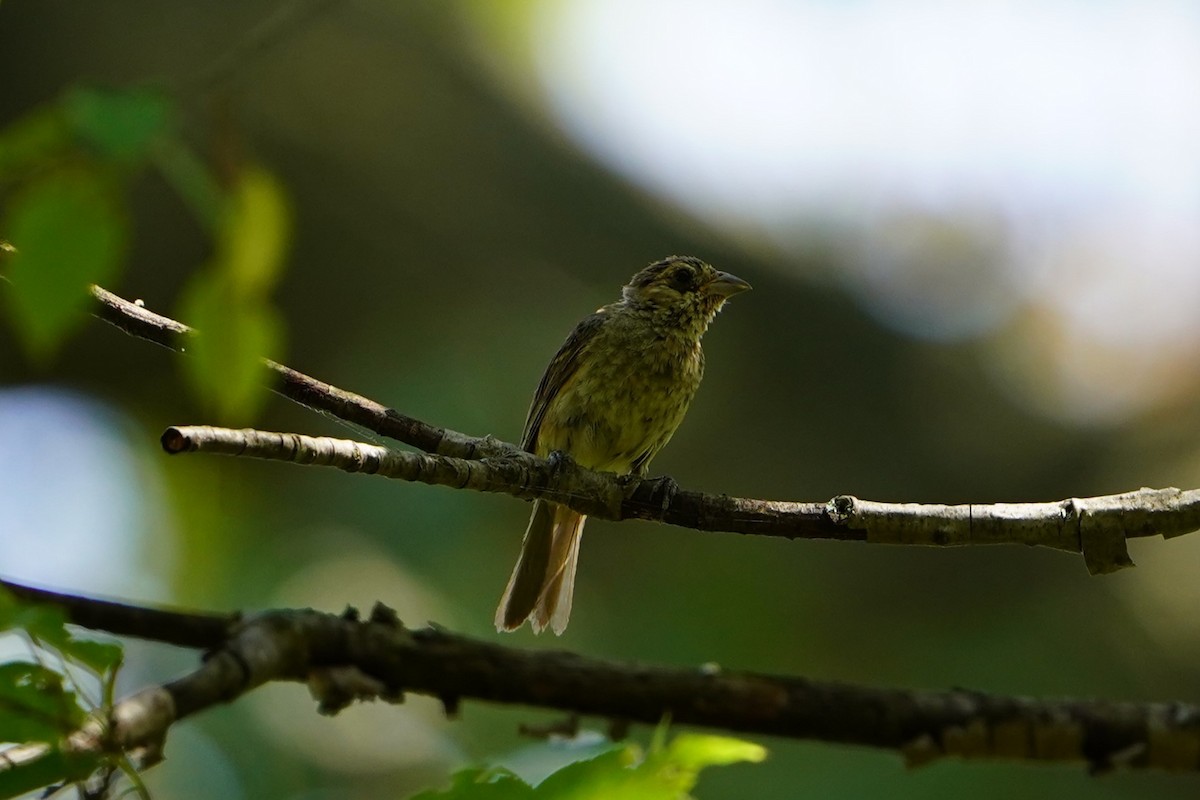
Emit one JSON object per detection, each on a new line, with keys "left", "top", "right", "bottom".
{"left": 0, "top": 587, "right": 125, "bottom": 798}
{"left": 412, "top": 728, "right": 767, "bottom": 800}
{"left": 0, "top": 85, "right": 291, "bottom": 421}
{"left": 179, "top": 165, "right": 291, "bottom": 423}
{"left": 2, "top": 169, "right": 126, "bottom": 359}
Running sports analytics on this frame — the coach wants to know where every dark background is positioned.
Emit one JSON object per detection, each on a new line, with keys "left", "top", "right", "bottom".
{"left": 2, "top": 2, "right": 1198, "bottom": 798}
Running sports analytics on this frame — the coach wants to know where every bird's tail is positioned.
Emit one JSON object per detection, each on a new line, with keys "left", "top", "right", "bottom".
{"left": 495, "top": 500, "right": 587, "bottom": 635}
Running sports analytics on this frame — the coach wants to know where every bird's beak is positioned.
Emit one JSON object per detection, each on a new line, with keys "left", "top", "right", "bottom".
{"left": 706, "top": 271, "right": 752, "bottom": 298}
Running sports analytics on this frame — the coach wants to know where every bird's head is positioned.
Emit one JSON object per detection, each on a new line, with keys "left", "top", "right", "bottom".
{"left": 621, "top": 256, "right": 751, "bottom": 331}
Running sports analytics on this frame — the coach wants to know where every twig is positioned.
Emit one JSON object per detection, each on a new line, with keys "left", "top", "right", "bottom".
{"left": 90, "top": 286, "right": 510, "bottom": 459}
{"left": 159, "top": 424, "right": 838, "bottom": 538}
{"left": 93, "top": 284, "right": 1200, "bottom": 573}
{"left": 21, "top": 283, "right": 1200, "bottom": 781}
{"left": 1, "top": 579, "right": 233, "bottom": 649}
{"left": 3, "top": 586, "right": 1199, "bottom": 776}
{"left": 161, "top": 425, "right": 1200, "bottom": 574}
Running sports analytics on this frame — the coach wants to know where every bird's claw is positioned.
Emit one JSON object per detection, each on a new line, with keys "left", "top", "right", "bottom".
{"left": 649, "top": 474, "right": 679, "bottom": 512}
{"left": 546, "top": 450, "right": 577, "bottom": 471}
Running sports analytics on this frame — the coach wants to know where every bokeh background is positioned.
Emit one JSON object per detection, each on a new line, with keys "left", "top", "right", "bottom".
{"left": 3, "top": 0, "right": 1200, "bottom": 797}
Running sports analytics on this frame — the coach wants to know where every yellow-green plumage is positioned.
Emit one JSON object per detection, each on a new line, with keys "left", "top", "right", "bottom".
{"left": 496, "top": 256, "right": 750, "bottom": 634}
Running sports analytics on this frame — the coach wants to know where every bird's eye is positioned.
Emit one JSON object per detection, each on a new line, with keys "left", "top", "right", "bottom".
{"left": 670, "top": 267, "right": 695, "bottom": 292}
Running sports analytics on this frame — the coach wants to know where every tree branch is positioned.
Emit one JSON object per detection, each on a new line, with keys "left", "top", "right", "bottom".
{"left": 3, "top": 289, "right": 1194, "bottom": 784}
{"left": 90, "top": 285, "right": 510, "bottom": 459}
{"left": 161, "top": 425, "right": 1200, "bottom": 574}
{"left": 158, "top": 424, "right": 837, "bottom": 538}
{"left": 92, "top": 284, "right": 1200, "bottom": 574}
{"left": 1, "top": 579, "right": 233, "bottom": 649}
{"left": 5, "top": 582, "right": 1200, "bottom": 776}
{"left": 94, "top": 284, "right": 1200, "bottom": 574}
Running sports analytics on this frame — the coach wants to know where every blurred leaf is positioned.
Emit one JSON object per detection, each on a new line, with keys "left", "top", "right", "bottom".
{"left": 175, "top": 164, "right": 290, "bottom": 421}
{"left": 218, "top": 166, "right": 292, "bottom": 295}
{"left": 656, "top": 732, "right": 767, "bottom": 772}
{"left": 0, "top": 589, "right": 79, "bottom": 666}
{"left": 56, "top": 637, "right": 123, "bottom": 676}
{"left": 179, "top": 271, "right": 284, "bottom": 422}
{"left": 4, "top": 605, "right": 70, "bottom": 648}
{"left": 0, "top": 105, "right": 71, "bottom": 178}
{"left": 535, "top": 745, "right": 658, "bottom": 800}
{"left": 0, "top": 661, "right": 87, "bottom": 743}
{"left": 0, "top": 589, "right": 123, "bottom": 676}
{"left": 412, "top": 732, "right": 766, "bottom": 800}
{"left": 63, "top": 86, "right": 172, "bottom": 165}
{"left": 537, "top": 733, "right": 764, "bottom": 800}
{"left": 0, "top": 748, "right": 98, "bottom": 799}
{"left": 0, "top": 592, "right": 119, "bottom": 797}
{"left": 411, "top": 766, "right": 534, "bottom": 800}
{"left": 1, "top": 169, "right": 127, "bottom": 360}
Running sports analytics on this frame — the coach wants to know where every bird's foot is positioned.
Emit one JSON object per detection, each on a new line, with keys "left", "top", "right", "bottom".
{"left": 647, "top": 474, "right": 679, "bottom": 512}
{"left": 545, "top": 451, "right": 581, "bottom": 502}
{"left": 546, "top": 449, "right": 577, "bottom": 472}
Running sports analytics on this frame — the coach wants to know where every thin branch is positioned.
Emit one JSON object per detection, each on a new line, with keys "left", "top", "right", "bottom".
{"left": 90, "top": 286, "right": 509, "bottom": 459}
{"left": 159, "top": 425, "right": 836, "bottom": 538}
{"left": 162, "top": 425, "right": 1200, "bottom": 574}
{"left": 3, "top": 585, "right": 1200, "bottom": 776}
{"left": 37, "top": 272, "right": 1199, "bottom": 789}
{"left": 94, "top": 284, "right": 1200, "bottom": 573}
{"left": 160, "top": 424, "right": 632, "bottom": 520}
{"left": 1, "top": 579, "right": 233, "bottom": 649}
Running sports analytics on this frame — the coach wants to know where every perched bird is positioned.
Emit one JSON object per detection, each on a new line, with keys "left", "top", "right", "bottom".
{"left": 495, "top": 256, "right": 751, "bottom": 634}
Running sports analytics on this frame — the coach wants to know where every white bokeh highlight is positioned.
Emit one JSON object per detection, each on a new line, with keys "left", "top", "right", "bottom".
{"left": 525, "top": 0, "right": 1200, "bottom": 423}
{"left": 0, "top": 386, "right": 172, "bottom": 596}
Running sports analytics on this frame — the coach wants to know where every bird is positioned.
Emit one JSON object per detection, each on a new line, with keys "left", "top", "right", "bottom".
{"left": 495, "top": 255, "right": 751, "bottom": 634}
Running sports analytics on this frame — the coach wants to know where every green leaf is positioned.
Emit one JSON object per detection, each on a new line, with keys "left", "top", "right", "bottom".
{"left": 0, "top": 661, "right": 88, "bottom": 743}
{"left": 659, "top": 733, "right": 767, "bottom": 771}
{"left": 0, "top": 588, "right": 66, "bottom": 637}
{"left": 178, "top": 271, "right": 284, "bottom": 423}
{"left": 0, "top": 589, "right": 123, "bottom": 676}
{"left": 535, "top": 745, "right": 659, "bottom": 800}
{"left": 412, "top": 732, "right": 766, "bottom": 800}
{"left": 0, "top": 748, "right": 99, "bottom": 799}
{"left": 217, "top": 166, "right": 292, "bottom": 295}
{"left": 57, "top": 637, "right": 123, "bottom": 676}
{"left": 0, "top": 106, "right": 71, "bottom": 178}
{"left": 641, "top": 734, "right": 767, "bottom": 796}
{"left": 2, "top": 169, "right": 127, "bottom": 360}
{"left": 411, "top": 766, "right": 534, "bottom": 800}
{"left": 171, "top": 164, "right": 291, "bottom": 422}
{"left": 540, "top": 733, "right": 764, "bottom": 800}
{"left": 63, "top": 86, "right": 172, "bottom": 165}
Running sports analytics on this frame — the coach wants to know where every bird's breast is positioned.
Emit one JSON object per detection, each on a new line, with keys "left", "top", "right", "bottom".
{"left": 535, "top": 323, "right": 703, "bottom": 473}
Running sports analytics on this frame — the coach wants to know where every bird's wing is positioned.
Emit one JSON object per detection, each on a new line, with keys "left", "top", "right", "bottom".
{"left": 521, "top": 309, "right": 607, "bottom": 452}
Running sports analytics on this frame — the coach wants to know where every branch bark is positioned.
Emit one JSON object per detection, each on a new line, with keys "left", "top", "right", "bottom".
{"left": 90, "top": 285, "right": 507, "bottom": 459}
{"left": 1, "top": 579, "right": 233, "bottom": 649}
{"left": 0, "top": 285, "right": 1181, "bottom": 785}
{"left": 160, "top": 424, "right": 1200, "bottom": 575}
{"left": 93, "top": 284, "right": 1200, "bottom": 574}
{"left": 7, "top": 582, "right": 1200, "bottom": 776}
